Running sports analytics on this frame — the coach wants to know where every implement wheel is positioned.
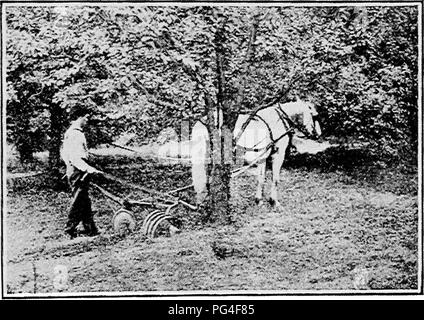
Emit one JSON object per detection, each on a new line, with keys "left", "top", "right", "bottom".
{"left": 112, "top": 208, "right": 136, "bottom": 237}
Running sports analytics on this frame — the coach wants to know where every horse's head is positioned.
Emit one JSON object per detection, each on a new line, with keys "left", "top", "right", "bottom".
{"left": 280, "top": 100, "right": 322, "bottom": 140}
{"left": 302, "top": 101, "right": 322, "bottom": 139}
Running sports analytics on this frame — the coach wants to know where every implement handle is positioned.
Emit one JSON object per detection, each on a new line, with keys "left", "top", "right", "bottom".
{"left": 101, "top": 172, "right": 178, "bottom": 202}
{"left": 91, "top": 182, "right": 123, "bottom": 206}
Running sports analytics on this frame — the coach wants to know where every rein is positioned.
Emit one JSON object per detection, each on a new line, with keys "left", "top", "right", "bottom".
{"left": 276, "top": 103, "right": 316, "bottom": 139}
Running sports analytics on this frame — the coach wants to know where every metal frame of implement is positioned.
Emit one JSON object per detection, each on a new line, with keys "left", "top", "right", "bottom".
{"left": 91, "top": 172, "right": 194, "bottom": 237}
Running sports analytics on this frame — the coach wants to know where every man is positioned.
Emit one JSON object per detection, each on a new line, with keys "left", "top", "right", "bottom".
{"left": 61, "top": 105, "right": 103, "bottom": 239}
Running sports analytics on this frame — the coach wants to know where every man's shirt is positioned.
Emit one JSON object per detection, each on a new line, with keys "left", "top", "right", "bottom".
{"left": 61, "top": 122, "right": 95, "bottom": 174}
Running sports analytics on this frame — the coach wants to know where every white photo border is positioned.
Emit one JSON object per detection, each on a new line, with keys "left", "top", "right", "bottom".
{"left": 1, "top": 0, "right": 422, "bottom": 299}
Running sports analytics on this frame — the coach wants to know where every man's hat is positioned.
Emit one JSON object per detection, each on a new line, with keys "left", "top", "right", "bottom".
{"left": 69, "top": 104, "right": 92, "bottom": 121}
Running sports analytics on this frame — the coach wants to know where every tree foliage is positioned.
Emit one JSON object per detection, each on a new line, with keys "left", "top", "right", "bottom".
{"left": 6, "top": 5, "right": 419, "bottom": 164}
{"left": 298, "top": 7, "right": 419, "bottom": 153}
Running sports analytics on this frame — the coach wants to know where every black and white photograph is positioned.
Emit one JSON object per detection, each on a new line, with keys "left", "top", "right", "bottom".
{"left": 1, "top": 1, "right": 422, "bottom": 298}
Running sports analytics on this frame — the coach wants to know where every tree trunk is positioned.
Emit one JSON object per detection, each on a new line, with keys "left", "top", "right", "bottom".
{"left": 201, "top": 92, "right": 232, "bottom": 224}
{"left": 206, "top": 117, "right": 232, "bottom": 224}
{"left": 16, "top": 135, "right": 35, "bottom": 165}
{"left": 202, "top": 12, "right": 260, "bottom": 224}
{"left": 13, "top": 108, "right": 35, "bottom": 165}
{"left": 206, "top": 162, "right": 232, "bottom": 224}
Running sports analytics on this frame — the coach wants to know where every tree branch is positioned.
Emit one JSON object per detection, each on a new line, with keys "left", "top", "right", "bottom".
{"left": 234, "top": 73, "right": 301, "bottom": 144}
{"left": 27, "top": 84, "right": 45, "bottom": 102}
{"left": 234, "top": 11, "right": 260, "bottom": 110}
{"left": 129, "top": 75, "right": 183, "bottom": 110}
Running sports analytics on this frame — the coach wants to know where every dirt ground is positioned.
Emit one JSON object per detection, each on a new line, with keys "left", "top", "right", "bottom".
{"left": 3, "top": 147, "right": 419, "bottom": 295}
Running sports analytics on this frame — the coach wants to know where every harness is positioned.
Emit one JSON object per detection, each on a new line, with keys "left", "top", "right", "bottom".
{"left": 277, "top": 103, "right": 319, "bottom": 140}
{"left": 238, "top": 107, "right": 294, "bottom": 154}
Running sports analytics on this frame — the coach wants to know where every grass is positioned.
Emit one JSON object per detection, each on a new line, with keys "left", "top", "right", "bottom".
{"left": 4, "top": 145, "right": 419, "bottom": 294}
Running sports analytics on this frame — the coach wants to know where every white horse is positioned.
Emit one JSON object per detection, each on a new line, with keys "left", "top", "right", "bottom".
{"left": 190, "top": 99, "right": 322, "bottom": 206}
{"left": 234, "top": 99, "right": 322, "bottom": 207}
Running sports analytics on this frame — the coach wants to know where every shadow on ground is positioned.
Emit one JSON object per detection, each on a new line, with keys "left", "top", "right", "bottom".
{"left": 283, "top": 146, "right": 417, "bottom": 196}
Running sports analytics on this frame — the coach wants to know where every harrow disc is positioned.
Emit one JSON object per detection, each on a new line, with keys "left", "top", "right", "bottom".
{"left": 112, "top": 208, "right": 136, "bottom": 237}
{"left": 142, "top": 209, "right": 172, "bottom": 238}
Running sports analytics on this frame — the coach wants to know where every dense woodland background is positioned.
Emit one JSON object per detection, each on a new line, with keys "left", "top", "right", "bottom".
{"left": 6, "top": 6, "right": 418, "bottom": 165}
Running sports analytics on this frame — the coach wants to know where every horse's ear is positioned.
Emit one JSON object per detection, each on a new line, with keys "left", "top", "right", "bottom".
{"left": 308, "top": 103, "right": 319, "bottom": 116}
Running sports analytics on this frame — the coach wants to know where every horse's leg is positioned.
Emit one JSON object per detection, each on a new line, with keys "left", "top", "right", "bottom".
{"left": 254, "top": 161, "right": 266, "bottom": 206}
{"left": 269, "top": 141, "right": 288, "bottom": 208}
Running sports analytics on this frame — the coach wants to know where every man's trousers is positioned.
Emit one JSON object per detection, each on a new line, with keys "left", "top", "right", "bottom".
{"left": 65, "top": 169, "right": 98, "bottom": 237}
